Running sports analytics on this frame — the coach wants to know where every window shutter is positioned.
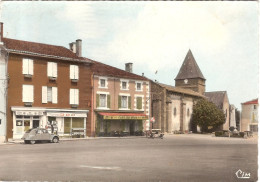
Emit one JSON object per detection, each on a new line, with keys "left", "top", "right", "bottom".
{"left": 128, "top": 96, "right": 131, "bottom": 109}
{"left": 22, "top": 85, "right": 27, "bottom": 102}
{"left": 30, "top": 85, "right": 34, "bottom": 102}
{"left": 42, "top": 86, "right": 47, "bottom": 103}
{"left": 107, "top": 95, "right": 110, "bottom": 108}
{"left": 53, "top": 62, "right": 57, "bottom": 78}
{"left": 75, "top": 89, "right": 79, "bottom": 105}
{"left": 118, "top": 96, "right": 121, "bottom": 109}
{"left": 52, "top": 87, "right": 58, "bottom": 104}
{"left": 70, "top": 89, "right": 74, "bottom": 104}
{"left": 70, "top": 65, "right": 74, "bottom": 79}
{"left": 47, "top": 62, "right": 52, "bottom": 77}
{"left": 96, "top": 94, "right": 99, "bottom": 107}
{"left": 22, "top": 59, "right": 28, "bottom": 74}
{"left": 28, "top": 59, "right": 33, "bottom": 75}
{"left": 75, "top": 65, "right": 79, "bottom": 80}
{"left": 137, "top": 97, "right": 142, "bottom": 109}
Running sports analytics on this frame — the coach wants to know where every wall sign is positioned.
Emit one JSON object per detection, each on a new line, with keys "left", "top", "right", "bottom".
{"left": 47, "top": 112, "right": 87, "bottom": 118}
{"left": 16, "top": 111, "right": 44, "bottom": 116}
{"left": 103, "top": 115, "right": 148, "bottom": 120}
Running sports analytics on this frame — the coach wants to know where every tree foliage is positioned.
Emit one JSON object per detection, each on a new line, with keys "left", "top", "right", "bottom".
{"left": 192, "top": 99, "right": 225, "bottom": 132}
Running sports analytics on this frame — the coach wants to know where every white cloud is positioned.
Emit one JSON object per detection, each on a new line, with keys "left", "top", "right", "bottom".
{"left": 104, "top": 2, "right": 230, "bottom": 73}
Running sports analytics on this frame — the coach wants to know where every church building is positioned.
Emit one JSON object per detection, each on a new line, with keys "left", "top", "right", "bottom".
{"left": 151, "top": 49, "right": 231, "bottom": 133}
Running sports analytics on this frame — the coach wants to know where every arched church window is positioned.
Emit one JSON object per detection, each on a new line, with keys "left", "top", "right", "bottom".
{"left": 187, "top": 108, "right": 190, "bottom": 117}
{"left": 174, "top": 107, "right": 177, "bottom": 116}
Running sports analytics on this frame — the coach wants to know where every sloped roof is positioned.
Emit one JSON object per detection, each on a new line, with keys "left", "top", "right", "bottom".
{"left": 3, "top": 37, "right": 86, "bottom": 62}
{"left": 90, "top": 59, "right": 148, "bottom": 81}
{"left": 175, "top": 50, "right": 205, "bottom": 80}
{"left": 204, "top": 91, "right": 227, "bottom": 109}
{"left": 158, "top": 83, "right": 205, "bottom": 98}
{"left": 242, "top": 98, "right": 258, "bottom": 105}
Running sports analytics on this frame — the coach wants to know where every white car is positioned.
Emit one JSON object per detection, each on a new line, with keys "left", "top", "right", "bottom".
{"left": 22, "top": 128, "right": 59, "bottom": 144}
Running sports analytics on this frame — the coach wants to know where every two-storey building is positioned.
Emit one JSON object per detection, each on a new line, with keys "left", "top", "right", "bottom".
{"left": 91, "top": 61, "right": 150, "bottom": 136}
{"left": 2, "top": 23, "right": 93, "bottom": 139}
{"left": 240, "top": 98, "right": 258, "bottom": 132}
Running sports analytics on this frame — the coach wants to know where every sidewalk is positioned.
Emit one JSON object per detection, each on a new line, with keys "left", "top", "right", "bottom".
{"left": 0, "top": 135, "right": 147, "bottom": 145}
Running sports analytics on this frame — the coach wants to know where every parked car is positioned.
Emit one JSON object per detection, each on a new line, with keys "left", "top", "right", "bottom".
{"left": 22, "top": 128, "right": 59, "bottom": 144}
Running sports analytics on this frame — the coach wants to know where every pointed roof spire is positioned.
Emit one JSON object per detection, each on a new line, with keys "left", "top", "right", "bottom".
{"left": 175, "top": 50, "right": 205, "bottom": 80}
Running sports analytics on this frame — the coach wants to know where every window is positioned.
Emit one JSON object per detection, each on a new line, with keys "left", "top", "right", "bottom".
{"left": 22, "top": 85, "right": 34, "bottom": 103}
{"left": 121, "top": 96, "right": 128, "bottom": 108}
{"left": 47, "top": 62, "right": 57, "bottom": 78}
{"left": 42, "top": 86, "right": 57, "bottom": 104}
{"left": 70, "top": 65, "right": 79, "bottom": 80}
{"left": 174, "top": 107, "right": 177, "bottom": 116}
{"left": 22, "top": 58, "right": 33, "bottom": 76}
{"left": 254, "top": 105, "right": 257, "bottom": 109}
{"left": 70, "top": 89, "right": 79, "bottom": 105}
{"left": 100, "top": 94, "right": 107, "bottom": 107}
{"left": 120, "top": 80, "right": 129, "bottom": 90}
{"left": 122, "top": 82, "right": 127, "bottom": 89}
{"left": 100, "top": 79, "right": 106, "bottom": 87}
{"left": 96, "top": 93, "right": 110, "bottom": 108}
{"left": 118, "top": 95, "right": 131, "bottom": 109}
{"left": 136, "top": 83, "right": 142, "bottom": 91}
{"left": 187, "top": 108, "right": 190, "bottom": 117}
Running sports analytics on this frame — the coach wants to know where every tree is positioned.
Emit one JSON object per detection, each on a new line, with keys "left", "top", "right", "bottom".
{"left": 192, "top": 99, "right": 225, "bottom": 132}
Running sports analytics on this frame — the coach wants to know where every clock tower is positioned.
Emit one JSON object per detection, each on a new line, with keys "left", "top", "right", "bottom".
{"left": 175, "top": 50, "right": 206, "bottom": 94}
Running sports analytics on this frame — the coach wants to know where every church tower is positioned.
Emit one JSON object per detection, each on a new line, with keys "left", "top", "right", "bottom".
{"left": 175, "top": 50, "right": 206, "bottom": 94}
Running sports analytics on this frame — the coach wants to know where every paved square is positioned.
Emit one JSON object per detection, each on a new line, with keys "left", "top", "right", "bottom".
{"left": 0, "top": 134, "right": 257, "bottom": 181}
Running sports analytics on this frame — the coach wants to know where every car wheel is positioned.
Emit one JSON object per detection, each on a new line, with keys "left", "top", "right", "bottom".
{"left": 52, "top": 137, "right": 59, "bottom": 143}
{"left": 30, "top": 140, "right": 36, "bottom": 144}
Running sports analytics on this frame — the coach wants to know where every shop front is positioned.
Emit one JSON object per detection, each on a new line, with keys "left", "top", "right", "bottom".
{"left": 11, "top": 107, "right": 88, "bottom": 139}
{"left": 96, "top": 112, "right": 148, "bottom": 137}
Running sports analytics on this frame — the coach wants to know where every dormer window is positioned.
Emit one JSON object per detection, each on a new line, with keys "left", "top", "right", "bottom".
{"left": 47, "top": 62, "right": 57, "bottom": 80}
{"left": 70, "top": 65, "right": 79, "bottom": 82}
{"left": 22, "top": 58, "right": 33, "bottom": 78}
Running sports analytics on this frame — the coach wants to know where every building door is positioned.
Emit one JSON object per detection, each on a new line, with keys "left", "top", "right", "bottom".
{"left": 33, "top": 120, "right": 39, "bottom": 128}
{"left": 130, "top": 121, "right": 135, "bottom": 135}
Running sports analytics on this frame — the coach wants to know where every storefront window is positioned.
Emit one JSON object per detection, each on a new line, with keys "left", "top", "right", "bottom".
{"left": 72, "top": 118, "right": 84, "bottom": 128}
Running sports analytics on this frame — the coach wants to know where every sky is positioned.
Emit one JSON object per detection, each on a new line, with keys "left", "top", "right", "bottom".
{"left": 0, "top": 1, "right": 258, "bottom": 110}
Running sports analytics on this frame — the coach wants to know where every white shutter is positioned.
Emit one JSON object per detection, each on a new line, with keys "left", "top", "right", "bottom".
{"left": 23, "top": 85, "right": 33, "bottom": 102}
{"left": 42, "top": 86, "right": 47, "bottom": 103}
{"left": 70, "top": 65, "right": 74, "bottom": 79}
{"left": 47, "top": 62, "right": 52, "bottom": 77}
{"left": 75, "top": 89, "right": 79, "bottom": 105}
{"left": 53, "top": 62, "right": 57, "bottom": 78}
{"left": 28, "top": 59, "right": 33, "bottom": 75}
{"left": 75, "top": 65, "right": 79, "bottom": 80}
{"left": 29, "top": 85, "right": 34, "bottom": 102}
{"left": 22, "top": 59, "right": 28, "bottom": 74}
{"left": 70, "top": 89, "right": 74, "bottom": 104}
{"left": 52, "top": 87, "right": 58, "bottom": 104}
{"left": 22, "top": 85, "right": 27, "bottom": 102}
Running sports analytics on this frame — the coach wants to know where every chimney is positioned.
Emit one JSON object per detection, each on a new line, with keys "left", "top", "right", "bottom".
{"left": 76, "top": 39, "right": 82, "bottom": 57}
{"left": 69, "top": 42, "right": 76, "bottom": 53}
{"left": 125, "top": 62, "right": 133, "bottom": 73}
{"left": 0, "top": 22, "right": 3, "bottom": 44}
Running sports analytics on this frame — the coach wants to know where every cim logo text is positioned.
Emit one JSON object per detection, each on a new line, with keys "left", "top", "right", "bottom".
{"left": 236, "top": 169, "right": 250, "bottom": 179}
